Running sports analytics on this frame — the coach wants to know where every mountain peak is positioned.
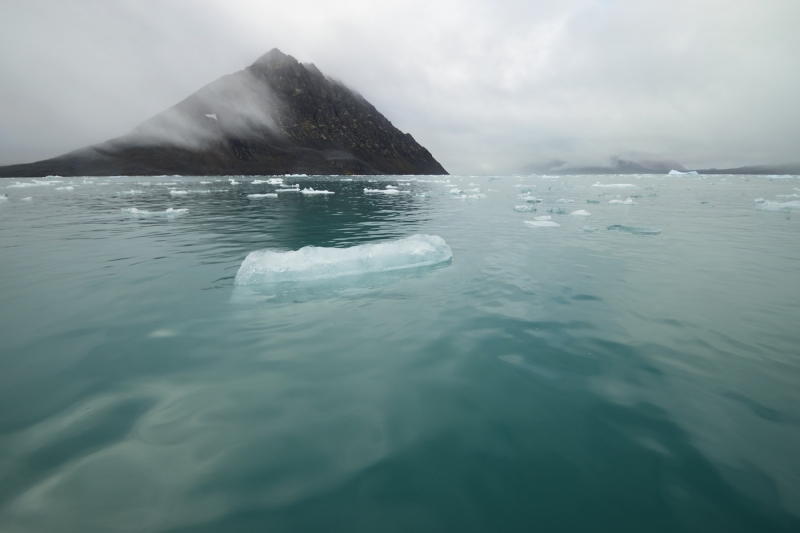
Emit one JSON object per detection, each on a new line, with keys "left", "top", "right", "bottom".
{"left": 251, "top": 48, "right": 295, "bottom": 67}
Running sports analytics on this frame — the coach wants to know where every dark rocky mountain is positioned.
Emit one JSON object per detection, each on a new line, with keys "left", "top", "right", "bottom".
{"left": 693, "top": 163, "right": 800, "bottom": 175}
{"left": 0, "top": 49, "right": 447, "bottom": 177}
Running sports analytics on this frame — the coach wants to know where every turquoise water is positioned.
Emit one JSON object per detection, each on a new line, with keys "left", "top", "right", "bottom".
{"left": 1, "top": 174, "right": 799, "bottom": 532}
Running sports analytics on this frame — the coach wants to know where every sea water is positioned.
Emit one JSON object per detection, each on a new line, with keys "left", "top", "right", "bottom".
{"left": 1, "top": 173, "right": 799, "bottom": 532}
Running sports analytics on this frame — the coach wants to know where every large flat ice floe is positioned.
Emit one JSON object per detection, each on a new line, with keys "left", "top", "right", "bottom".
{"left": 234, "top": 234, "right": 452, "bottom": 285}
{"left": 592, "top": 183, "right": 636, "bottom": 188}
{"left": 122, "top": 207, "right": 188, "bottom": 218}
{"left": 757, "top": 200, "right": 800, "bottom": 211}
{"left": 300, "top": 188, "right": 334, "bottom": 195}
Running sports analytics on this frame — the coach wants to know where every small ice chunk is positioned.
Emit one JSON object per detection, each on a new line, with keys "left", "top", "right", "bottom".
{"left": 229, "top": 179, "right": 240, "bottom": 185}
{"left": 583, "top": 225, "right": 598, "bottom": 232}
{"left": 570, "top": 210, "right": 591, "bottom": 216}
{"left": 200, "top": 181, "right": 212, "bottom": 184}
{"left": 776, "top": 193, "right": 800, "bottom": 198}
{"left": 668, "top": 170, "right": 698, "bottom": 175}
{"left": 247, "top": 193, "right": 278, "bottom": 199}
{"left": 754, "top": 198, "right": 765, "bottom": 203}
{"left": 122, "top": 207, "right": 188, "bottom": 218}
{"left": 592, "top": 183, "right": 636, "bottom": 188}
{"left": 556, "top": 198, "right": 574, "bottom": 203}
{"left": 301, "top": 188, "right": 334, "bottom": 195}
{"left": 204, "top": 113, "right": 218, "bottom": 120}
{"left": 276, "top": 188, "right": 301, "bottom": 192}
{"left": 607, "top": 225, "right": 661, "bottom": 235}
{"left": 449, "top": 188, "right": 462, "bottom": 194}
{"left": 0, "top": 194, "right": 7, "bottom": 201}
{"left": 525, "top": 220, "right": 561, "bottom": 227}
{"left": 608, "top": 198, "right": 636, "bottom": 205}
{"left": 121, "top": 190, "right": 144, "bottom": 195}
{"left": 364, "top": 188, "right": 409, "bottom": 195}
{"left": 386, "top": 185, "right": 399, "bottom": 189}
{"left": 513, "top": 205, "right": 537, "bottom": 212}
{"left": 548, "top": 208, "right": 568, "bottom": 215}
{"left": 234, "top": 234, "right": 452, "bottom": 284}
{"left": 534, "top": 215, "right": 551, "bottom": 221}
{"left": 56, "top": 186, "right": 74, "bottom": 191}
{"left": 519, "top": 195, "right": 542, "bottom": 203}
{"left": 757, "top": 200, "right": 800, "bottom": 211}
{"left": 266, "top": 178, "right": 285, "bottom": 185}
{"left": 170, "top": 190, "right": 188, "bottom": 196}
{"left": 285, "top": 174, "right": 308, "bottom": 177}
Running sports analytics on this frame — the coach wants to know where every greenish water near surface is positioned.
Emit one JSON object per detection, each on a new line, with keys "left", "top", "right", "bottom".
{"left": 1, "top": 173, "right": 799, "bottom": 532}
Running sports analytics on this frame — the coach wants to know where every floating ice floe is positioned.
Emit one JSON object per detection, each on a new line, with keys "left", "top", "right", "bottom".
{"left": 247, "top": 193, "right": 278, "bottom": 199}
{"left": 757, "top": 200, "right": 800, "bottom": 211}
{"left": 301, "top": 188, "right": 334, "bottom": 195}
{"left": 170, "top": 190, "right": 188, "bottom": 196}
{"left": 776, "top": 193, "right": 800, "bottom": 198}
{"left": 234, "top": 234, "right": 452, "bottom": 284}
{"left": 608, "top": 198, "right": 636, "bottom": 205}
{"left": 266, "top": 178, "right": 285, "bottom": 185}
{"left": 200, "top": 181, "right": 212, "bottom": 185}
{"left": 122, "top": 207, "right": 189, "bottom": 218}
{"left": 583, "top": 226, "right": 598, "bottom": 232}
{"left": 6, "top": 180, "right": 61, "bottom": 188}
{"left": 586, "top": 199, "right": 600, "bottom": 204}
{"left": 754, "top": 198, "right": 765, "bottom": 203}
{"left": 668, "top": 170, "right": 698, "bottom": 175}
{"left": 0, "top": 194, "right": 7, "bottom": 201}
{"left": 285, "top": 174, "right": 308, "bottom": 178}
{"left": 548, "top": 208, "right": 568, "bottom": 214}
{"left": 449, "top": 188, "right": 462, "bottom": 194}
{"left": 276, "top": 187, "right": 301, "bottom": 192}
{"left": 121, "top": 190, "right": 144, "bottom": 195}
{"left": 607, "top": 225, "right": 661, "bottom": 235}
{"left": 518, "top": 194, "right": 542, "bottom": 203}
{"left": 204, "top": 113, "right": 217, "bottom": 120}
{"left": 556, "top": 199, "right": 574, "bottom": 204}
{"left": 525, "top": 220, "right": 561, "bottom": 227}
{"left": 229, "top": 179, "right": 240, "bottom": 185}
{"left": 570, "top": 210, "right": 591, "bottom": 216}
{"left": 514, "top": 205, "right": 537, "bottom": 212}
{"left": 56, "top": 186, "right": 74, "bottom": 191}
{"left": 592, "top": 182, "right": 636, "bottom": 188}
{"left": 364, "top": 187, "right": 409, "bottom": 195}
{"left": 386, "top": 185, "right": 398, "bottom": 189}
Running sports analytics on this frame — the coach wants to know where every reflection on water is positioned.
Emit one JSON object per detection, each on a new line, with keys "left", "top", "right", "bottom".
{"left": 1, "top": 174, "right": 799, "bottom": 532}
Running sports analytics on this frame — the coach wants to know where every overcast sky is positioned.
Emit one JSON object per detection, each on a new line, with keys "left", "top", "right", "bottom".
{"left": 1, "top": 0, "right": 798, "bottom": 174}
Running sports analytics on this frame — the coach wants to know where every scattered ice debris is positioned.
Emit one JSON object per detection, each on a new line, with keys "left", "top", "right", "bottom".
{"left": 592, "top": 183, "right": 636, "bottom": 188}
{"left": 364, "top": 188, "right": 409, "bottom": 195}
{"left": 56, "top": 186, "right": 74, "bottom": 191}
{"left": 583, "top": 226, "right": 598, "bottom": 232}
{"left": 454, "top": 193, "right": 487, "bottom": 200}
{"left": 247, "top": 193, "right": 278, "bottom": 199}
{"left": 754, "top": 198, "right": 766, "bottom": 203}
{"left": 340, "top": 178, "right": 354, "bottom": 182}
{"left": 204, "top": 113, "right": 218, "bottom": 120}
{"left": 525, "top": 220, "right": 561, "bottom": 227}
{"left": 121, "top": 190, "right": 144, "bottom": 195}
{"left": 556, "top": 199, "right": 574, "bottom": 204}
{"left": 415, "top": 192, "right": 433, "bottom": 198}
{"left": 187, "top": 189, "right": 211, "bottom": 194}
{"left": 547, "top": 208, "right": 568, "bottom": 214}
{"left": 464, "top": 187, "right": 481, "bottom": 193}
{"left": 608, "top": 198, "right": 636, "bottom": 205}
{"left": 285, "top": 174, "right": 308, "bottom": 177}
{"left": 776, "top": 193, "right": 800, "bottom": 198}
{"left": 514, "top": 205, "right": 537, "bottom": 212}
{"left": 229, "top": 179, "right": 240, "bottom": 185}
{"left": 234, "top": 234, "right": 452, "bottom": 284}
{"left": 607, "top": 225, "right": 661, "bottom": 235}
{"left": 170, "top": 190, "right": 188, "bottom": 196}
{"left": 668, "top": 170, "right": 698, "bottom": 175}
{"left": 7, "top": 180, "right": 61, "bottom": 188}
{"left": 200, "top": 181, "right": 212, "bottom": 184}
{"left": 300, "top": 188, "right": 334, "bottom": 195}
{"left": 757, "top": 200, "right": 800, "bottom": 211}
{"left": 570, "top": 210, "right": 591, "bottom": 216}
{"left": 266, "top": 178, "right": 285, "bottom": 185}
{"left": 0, "top": 194, "right": 7, "bottom": 201}
{"left": 449, "top": 188, "right": 462, "bottom": 194}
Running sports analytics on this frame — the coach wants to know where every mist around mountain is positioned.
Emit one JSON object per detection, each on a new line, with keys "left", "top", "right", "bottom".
{"left": 0, "top": 49, "right": 447, "bottom": 178}
{"left": 521, "top": 157, "right": 800, "bottom": 175}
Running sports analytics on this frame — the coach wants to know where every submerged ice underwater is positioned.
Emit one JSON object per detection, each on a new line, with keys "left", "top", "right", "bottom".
{"left": 1, "top": 173, "right": 800, "bottom": 532}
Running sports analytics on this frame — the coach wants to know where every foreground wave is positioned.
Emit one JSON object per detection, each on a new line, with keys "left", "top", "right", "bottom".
{"left": 234, "top": 234, "right": 452, "bottom": 285}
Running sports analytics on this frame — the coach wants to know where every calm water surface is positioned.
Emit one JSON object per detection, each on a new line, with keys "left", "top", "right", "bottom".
{"left": 1, "top": 174, "right": 799, "bottom": 532}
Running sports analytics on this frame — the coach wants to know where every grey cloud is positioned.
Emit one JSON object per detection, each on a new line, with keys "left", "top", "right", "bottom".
{"left": 1, "top": 0, "right": 798, "bottom": 174}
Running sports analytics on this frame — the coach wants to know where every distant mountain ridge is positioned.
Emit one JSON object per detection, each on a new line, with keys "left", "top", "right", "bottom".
{"left": 0, "top": 49, "right": 447, "bottom": 177}
{"left": 522, "top": 158, "right": 800, "bottom": 175}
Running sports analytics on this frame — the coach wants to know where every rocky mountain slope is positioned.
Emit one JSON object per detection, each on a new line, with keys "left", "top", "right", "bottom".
{"left": 0, "top": 49, "right": 447, "bottom": 177}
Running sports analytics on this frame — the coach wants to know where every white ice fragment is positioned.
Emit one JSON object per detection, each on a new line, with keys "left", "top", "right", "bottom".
{"left": 754, "top": 197, "right": 765, "bottom": 203}
{"left": 234, "top": 234, "right": 452, "bottom": 284}
{"left": 556, "top": 199, "right": 574, "bottom": 203}
{"left": 247, "top": 193, "right": 278, "bottom": 199}
{"left": 583, "top": 225, "right": 598, "bottom": 232}
{"left": 525, "top": 220, "right": 561, "bottom": 227}
{"left": 285, "top": 174, "right": 308, "bottom": 177}
{"left": 301, "top": 188, "right": 334, "bottom": 195}
{"left": 200, "top": 181, "right": 212, "bottom": 184}
{"left": 592, "top": 183, "right": 636, "bottom": 188}
{"left": 668, "top": 170, "right": 698, "bottom": 175}
{"left": 276, "top": 188, "right": 301, "bottom": 192}
{"left": 607, "top": 225, "right": 661, "bottom": 235}
{"left": 121, "top": 190, "right": 144, "bottom": 195}
{"left": 518, "top": 194, "right": 541, "bottom": 203}
{"left": 229, "top": 179, "right": 240, "bottom": 185}
{"left": 340, "top": 178, "right": 354, "bottom": 182}
{"left": 513, "top": 205, "right": 536, "bottom": 212}
{"left": 608, "top": 198, "right": 636, "bottom": 205}
{"left": 385, "top": 185, "right": 398, "bottom": 189}
{"left": 56, "top": 186, "right": 74, "bottom": 191}
{"left": 266, "top": 178, "right": 285, "bottom": 185}
{"left": 204, "top": 113, "right": 218, "bottom": 120}
{"left": 364, "top": 188, "right": 408, "bottom": 195}
{"left": 757, "top": 200, "right": 800, "bottom": 211}
{"left": 570, "top": 210, "right": 592, "bottom": 216}
{"left": 776, "top": 193, "right": 800, "bottom": 198}
{"left": 170, "top": 190, "right": 188, "bottom": 196}
{"left": 122, "top": 207, "right": 188, "bottom": 218}
{"left": 449, "top": 188, "right": 462, "bottom": 194}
